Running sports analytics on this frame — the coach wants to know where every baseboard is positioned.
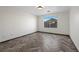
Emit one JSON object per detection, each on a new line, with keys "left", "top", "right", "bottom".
{"left": 69, "top": 36, "right": 79, "bottom": 52}
{"left": 37, "top": 31, "right": 69, "bottom": 37}
{"left": 0, "top": 31, "right": 69, "bottom": 43}
{"left": 0, "top": 31, "right": 37, "bottom": 43}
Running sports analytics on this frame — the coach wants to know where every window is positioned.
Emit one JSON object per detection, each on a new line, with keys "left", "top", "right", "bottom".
{"left": 43, "top": 16, "right": 58, "bottom": 28}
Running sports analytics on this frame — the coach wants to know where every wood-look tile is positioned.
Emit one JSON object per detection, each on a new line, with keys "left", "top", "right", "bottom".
{"left": 0, "top": 32, "right": 78, "bottom": 52}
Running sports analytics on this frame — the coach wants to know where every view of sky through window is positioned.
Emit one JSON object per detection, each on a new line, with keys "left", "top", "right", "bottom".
{"left": 43, "top": 16, "right": 58, "bottom": 21}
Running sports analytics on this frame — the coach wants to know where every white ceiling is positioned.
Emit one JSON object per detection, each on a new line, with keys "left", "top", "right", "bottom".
{"left": 0, "top": 6, "right": 70, "bottom": 15}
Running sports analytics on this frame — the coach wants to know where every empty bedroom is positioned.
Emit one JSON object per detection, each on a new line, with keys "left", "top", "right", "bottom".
{"left": 0, "top": 6, "right": 79, "bottom": 52}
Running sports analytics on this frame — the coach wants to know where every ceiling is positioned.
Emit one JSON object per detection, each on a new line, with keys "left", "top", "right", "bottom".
{"left": 0, "top": 6, "right": 70, "bottom": 15}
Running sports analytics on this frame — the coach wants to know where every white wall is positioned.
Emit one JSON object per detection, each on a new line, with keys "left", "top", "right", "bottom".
{"left": 37, "top": 11, "right": 69, "bottom": 35}
{"left": 0, "top": 9, "right": 37, "bottom": 42}
{"left": 70, "top": 7, "right": 79, "bottom": 51}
